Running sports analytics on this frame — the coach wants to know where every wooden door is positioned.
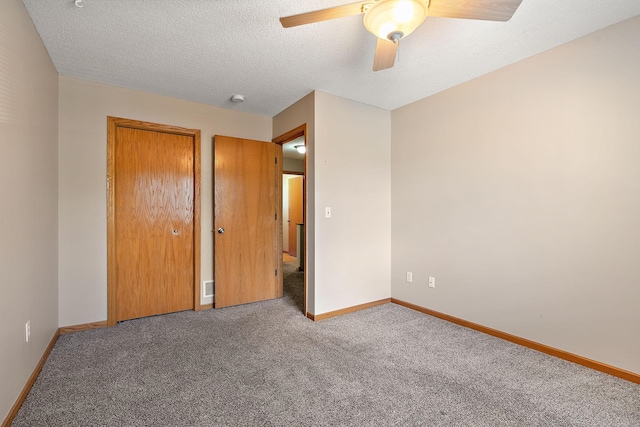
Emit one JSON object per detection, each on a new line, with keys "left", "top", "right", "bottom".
{"left": 214, "top": 135, "right": 282, "bottom": 308}
{"left": 107, "top": 117, "right": 200, "bottom": 325}
{"left": 287, "top": 176, "right": 304, "bottom": 257}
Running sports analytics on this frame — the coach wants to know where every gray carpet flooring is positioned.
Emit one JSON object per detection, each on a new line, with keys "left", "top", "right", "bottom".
{"left": 11, "top": 260, "right": 640, "bottom": 426}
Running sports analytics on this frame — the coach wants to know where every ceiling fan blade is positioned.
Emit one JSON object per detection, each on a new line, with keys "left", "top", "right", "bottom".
{"left": 280, "top": 2, "right": 368, "bottom": 28}
{"left": 428, "top": 0, "right": 524, "bottom": 22}
{"left": 373, "top": 38, "right": 398, "bottom": 72}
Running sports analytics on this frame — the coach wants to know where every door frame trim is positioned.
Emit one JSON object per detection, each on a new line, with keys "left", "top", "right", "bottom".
{"left": 106, "top": 117, "right": 201, "bottom": 326}
{"left": 273, "top": 124, "right": 307, "bottom": 315}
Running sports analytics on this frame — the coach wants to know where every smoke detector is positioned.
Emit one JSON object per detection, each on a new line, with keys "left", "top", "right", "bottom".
{"left": 230, "top": 94, "right": 245, "bottom": 103}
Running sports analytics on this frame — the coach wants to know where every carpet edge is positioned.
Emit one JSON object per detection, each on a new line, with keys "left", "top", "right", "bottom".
{"left": 59, "top": 320, "right": 108, "bottom": 335}
{"left": 2, "top": 328, "right": 60, "bottom": 427}
{"left": 391, "top": 298, "right": 640, "bottom": 384}
{"left": 312, "top": 298, "right": 391, "bottom": 321}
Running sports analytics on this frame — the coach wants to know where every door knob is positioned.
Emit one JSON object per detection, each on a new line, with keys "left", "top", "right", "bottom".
{"left": 218, "top": 228, "right": 225, "bottom": 234}
{"left": 172, "top": 229, "right": 179, "bottom": 235}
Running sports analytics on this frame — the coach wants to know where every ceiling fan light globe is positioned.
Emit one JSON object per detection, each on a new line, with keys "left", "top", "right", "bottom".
{"left": 364, "top": 0, "right": 429, "bottom": 40}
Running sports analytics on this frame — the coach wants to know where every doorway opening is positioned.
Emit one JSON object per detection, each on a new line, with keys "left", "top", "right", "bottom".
{"left": 273, "top": 125, "right": 307, "bottom": 315}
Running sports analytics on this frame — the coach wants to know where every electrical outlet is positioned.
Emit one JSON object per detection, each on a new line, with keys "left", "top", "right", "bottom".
{"left": 428, "top": 277, "right": 435, "bottom": 288}
{"left": 406, "top": 272, "right": 413, "bottom": 283}
{"left": 25, "top": 321, "right": 30, "bottom": 342}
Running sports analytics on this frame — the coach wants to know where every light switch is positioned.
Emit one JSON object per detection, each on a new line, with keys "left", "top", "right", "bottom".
{"left": 325, "top": 207, "right": 331, "bottom": 218}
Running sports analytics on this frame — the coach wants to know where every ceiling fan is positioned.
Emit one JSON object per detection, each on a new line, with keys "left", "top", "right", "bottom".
{"left": 280, "top": 0, "right": 524, "bottom": 71}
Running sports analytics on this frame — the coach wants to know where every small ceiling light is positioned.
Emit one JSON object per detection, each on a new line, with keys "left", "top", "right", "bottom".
{"left": 364, "top": 0, "right": 429, "bottom": 43}
{"left": 295, "top": 145, "right": 306, "bottom": 154}
{"left": 75, "top": 0, "right": 84, "bottom": 7}
{"left": 230, "top": 94, "right": 245, "bottom": 103}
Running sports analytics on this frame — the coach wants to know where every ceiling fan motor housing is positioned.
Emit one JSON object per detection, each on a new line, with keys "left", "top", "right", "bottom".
{"left": 364, "top": 0, "right": 429, "bottom": 41}
{"left": 388, "top": 31, "right": 404, "bottom": 43}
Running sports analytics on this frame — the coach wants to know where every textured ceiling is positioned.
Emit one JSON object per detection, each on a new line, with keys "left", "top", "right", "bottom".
{"left": 21, "top": 0, "right": 640, "bottom": 117}
{"left": 283, "top": 137, "right": 306, "bottom": 160}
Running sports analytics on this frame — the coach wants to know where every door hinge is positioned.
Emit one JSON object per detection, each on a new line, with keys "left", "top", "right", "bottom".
{"left": 275, "top": 213, "right": 277, "bottom": 220}
{"left": 275, "top": 157, "right": 278, "bottom": 164}
{"left": 275, "top": 269, "right": 278, "bottom": 276}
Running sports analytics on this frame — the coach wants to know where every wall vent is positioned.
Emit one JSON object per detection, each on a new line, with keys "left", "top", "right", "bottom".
{"left": 202, "top": 280, "right": 214, "bottom": 298}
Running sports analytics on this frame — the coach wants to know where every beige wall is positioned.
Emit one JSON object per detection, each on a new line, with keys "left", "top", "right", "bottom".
{"left": 273, "top": 92, "right": 315, "bottom": 312}
{"left": 283, "top": 158, "right": 304, "bottom": 173}
{"left": 314, "top": 91, "right": 392, "bottom": 314}
{"left": 391, "top": 17, "right": 640, "bottom": 374}
{"left": 58, "top": 77, "right": 272, "bottom": 326}
{"left": 0, "top": 0, "right": 59, "bottom": 420}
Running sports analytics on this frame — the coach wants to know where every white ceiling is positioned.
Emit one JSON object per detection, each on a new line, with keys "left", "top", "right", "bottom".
{"left": 21, "top": 1, "right": 640, "bottom": 117}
